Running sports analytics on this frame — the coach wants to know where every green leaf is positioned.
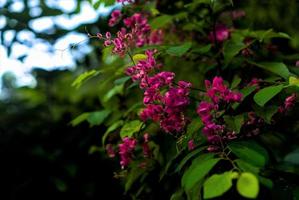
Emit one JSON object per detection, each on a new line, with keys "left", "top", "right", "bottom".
{"left": 284, "top": 149, "right": 299, "bottom": 165}
{"left": 132, "top": 54, "right": 147, "bottom": 63}
{"left": 192, "top": 44, "right": 212, "bottom": 54}
{"left": 93, "top": 0, "right": 101, "bottom": 10}
{"left": 70, "top": 113, "right": 90, "bottom": 126}
{"left": 231, "top": 75, "right": 242, "bottom": 89}
{"left": 223, "top": 40, "right": 246, "bottom": 64}
{"left": 103, "top": 84, "right": 124, "bottom": 102}
{"left": 253, "top": 84, "right": 284, "bottom": 107}
{"left": 87, "top": 110, "right": 111, "bottom": 126}
{"left": 166, "top": 42, "right": 192, "bottom": 57}
{"left": 170, "top": 189, "right": 184, "bottom": 200}
{"left": 182, "top": 154, "right": 220, "bottom": 191}
{"left": 237, "top": 172, "right": 259, "bottom": 199}
{"left": 125, "top": 165, "right": 145, "bottom": 192}
{"left": 102, "top": 120, "right": 124, "bottom": 146}
{"left": 223, "top": 114, "right": 244, "bottom": 133}
{"left": 114, "top": 76, "right": 130, "bottom": 85}
{"left": 186, "top": 118, "right": 203, "bottom": 136}
{"left": 150, "top": 15, "right": 172, "bottom": 29}
{"left": 249, "top": 61, "right": 290, "bottom": 80}
{"left": 259, "top": 176, "right": 273, "bottom": 189}
{"left": 254, "top": 105, "right": 278, "bottom": 124}
{"left": 176, "top": 146, "right": 207, "bottom": 172}
{"left": 235, "top": 159, "right": 260, "bottom": 174}
{"left": 229, "top": 141, "right": 269, "bottom": 167}
{"left": 203, "top": 171, "right": 235, "bottom": 199}
{"left": 232, "top": 86, "right": 257, "bottom": 110}
{"left": 72, "top": 70, "right": 100, "bottom": 89}
{"left": 289, "top": 76, "right": 299, "bottom": 87}
{"left": 120, "top": 120, "right": 143, "bottom": 138}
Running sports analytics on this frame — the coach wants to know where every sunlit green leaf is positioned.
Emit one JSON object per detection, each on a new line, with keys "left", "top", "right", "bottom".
{"left": 203, "top": 171, "right": 235, "bottom": 199}
{"left": 237, "top": 172, "right": 259, "bottom": 199}
{"left": 120, "top": 120, "right": 143, "bottom": 138}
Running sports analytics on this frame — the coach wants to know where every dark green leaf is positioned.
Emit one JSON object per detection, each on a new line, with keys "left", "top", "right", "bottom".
{"left": 229, "top": 141, "right": 269, "bottom": 167}
{"left": 254, "top": 105, "right": 278, "bottom": 124}
{"left": 253, "top": 84, "right": 284, "bottom": 107}
{"left": 87, "top": 110, "right": 111, "bottom": 126}
{"left": 166, "top": 42, "right": 192, "bottom": 57}
{"left": 150, "top": 15, "right": 172, "bottom": 29}
{"left": 231, "top": 75, "right": 242, "bottom": 89}
{"left": 70, "top": 113, "right": 90, "bottom": 126}
{"left": 249, "top": 61, "right": 290, "bottom": 80}
{"left": 176, "top": 146, "right": 207, "bottom": 172}
{"left": 114, "top": 76, "right": 130, "bottom": 85}
{"left": 284, "top": 149, "right": 299, "bottom": 165}
{"left": 192, "top": 44, "right": 212, "bottom": 54}
{"left": 102, "top": 120, "right": 124, "bottom": 146}
{"left": 186, "top": 118, "right": 203, "bottom": 136}
{"left": 223, "top": 114, "right": 244, "bottom": 133}
{"left": 182, "top": 154, "right": 220, "bottom": 191}
{"left": 223, "top": 40, "right": 246, "bottom": 64}
{"left": 235, "top": 159, "right": 260, "bottom": 174}
{"left": 170, "top": 189, "right": 184, "bottom": 200}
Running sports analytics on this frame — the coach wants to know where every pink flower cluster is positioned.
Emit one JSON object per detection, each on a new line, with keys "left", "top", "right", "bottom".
{"left": 119, "top": 137, "right": 137, "bottom": 168}
{"left": 109, "top": 10, "right": 122, "bottom": 27}
{"left": 101, "top": 13, "right": 163, "bottom": 57}
{"left": 205, "top": 77, "right": 242, "bottom": 103}
{"left": 142, "top": 133, "right": 151, "bottom": 158}
{"left": 116, "top": 134, "right": 152, "bottom": 168}
{"left": 197, "top": 77, "right": 242, "bottom": 143}
{"left": 126, "top": 50, "right": 191, "bottom": 133}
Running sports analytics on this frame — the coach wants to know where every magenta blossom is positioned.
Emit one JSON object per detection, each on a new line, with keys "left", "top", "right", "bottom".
{"left": 106, "top": 144, "right": 116, "bottom": 158}
{"left": 209, "top": 24, "right": 230, "bottom": 43}
{"left": 119, "top": 137, "right": 137, "bottom": 168}
{"left": 188, "top": 140, "right": 195, "bottom": 150}
{"left": 109, "top": 10, "right": 122, "bottom": 27}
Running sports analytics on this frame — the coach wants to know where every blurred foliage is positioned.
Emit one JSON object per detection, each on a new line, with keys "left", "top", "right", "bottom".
{"left": 0, "top": 69, "right": 126, "bottom": 199}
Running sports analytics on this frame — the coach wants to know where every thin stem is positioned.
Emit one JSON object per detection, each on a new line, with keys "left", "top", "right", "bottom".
{"left": 127, "top": 51, "right": 136, "bottom": 66}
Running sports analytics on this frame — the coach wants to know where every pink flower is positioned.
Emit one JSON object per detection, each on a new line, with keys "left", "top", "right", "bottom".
{"left": 285, "top": 93, "right": 296, "bottom": 110}
{"left": 296, "top": 61, "right": 299, "bottom": 67}
{"left": 106, "top": 144, "right": 116, "bottom": 158}
{"left": 140, "top": 104, "right": 163, "bottom": 122}
{"left": 188, "top": 140, "right": 195, "bottom": 150}
{"left": 231, "top": 10, "right": 246, "bottom": 20}
{"left": 109, "top": 10, "right": 122, "bottom": 27}
{"left": 205, "top": 76, "right": 242, "bottom": 104}
{"left": 209, "top": 24, "right": 230, "bottom": 43}
{"left": 119, "top": 137, "right": 137, "bottom": 168}
{"left": 142, "top": 133, "right": 151, "bottom": 158}
{"left": 149, "top": 29, "right": 164, "bottom": 45}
